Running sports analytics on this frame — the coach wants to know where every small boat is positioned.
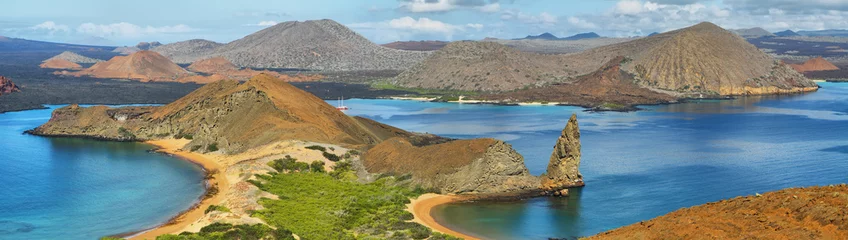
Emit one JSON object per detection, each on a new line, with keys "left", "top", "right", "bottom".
{"left": 336, "top": 97, "right": 350, "bottom": 111}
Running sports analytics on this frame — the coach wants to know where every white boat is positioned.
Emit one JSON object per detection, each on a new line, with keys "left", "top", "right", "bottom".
{"left": 336, "top": 97, "right": 350, "bottom": 111}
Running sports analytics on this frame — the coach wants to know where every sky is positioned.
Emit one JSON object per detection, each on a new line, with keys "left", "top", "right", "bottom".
{"left": 2, "top": 0, "right": 848, "bottom": 46}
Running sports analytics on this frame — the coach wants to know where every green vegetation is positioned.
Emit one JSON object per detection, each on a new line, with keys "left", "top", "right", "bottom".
{"left": 305, "top": 145, "right": 327, "bottom": 152}
{"left": 207, "top": 143, "right": 219, "bottom": 152}
{"left": 249, "top": 163, "right": 434, "bottom": 239}
{"left": 190, "top": 145, "right": 202, "bottom": 152}
{"left": 322, "top": 151, "right": 341, "bottom": 162}
{"left": 117, "top": 127, "right": 135, "bottom": 139}
{"left": 430, "top": 232, "right": 464, "bottom": 240}
{"left": 175, "top": 133, "right": 194, "bottom": 140}
{"left": 268, "top": 155, "right": 310, "bottom": 173}
{"left": 205, "top": 205, "right": 231, "bottom": 214}
{"left": 599, "top": 102, "right": 628, "bottom": 110}
{"left": 156, "top": 223, "right": 294, "bottom": 240}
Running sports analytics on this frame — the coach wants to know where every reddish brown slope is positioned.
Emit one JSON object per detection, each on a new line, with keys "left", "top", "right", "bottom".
{"left": 590, "top": 185, "right": 848, "bottom": 240}
{"left": 790, "top": 57, "right": 840, "bottom": 73}
{"left": 40, "top": 58, "right": 83, "bottom": 70}
{"left": 67, "top": 50, "right": 189, "bottom": 82}
{"left": 187, "top": 57, "right": 238, "bottom": 74}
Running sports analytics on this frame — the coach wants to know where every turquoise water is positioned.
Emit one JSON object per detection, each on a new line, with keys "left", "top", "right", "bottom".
{"left": 0, "top": 106, "right": 206, "bottom": 240}
{"left": 345, "top": 82, "right": 848, "bottom": 239}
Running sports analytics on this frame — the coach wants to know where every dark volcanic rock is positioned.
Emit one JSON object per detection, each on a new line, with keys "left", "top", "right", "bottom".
{"left": 540, "top": 114, "right": 584, "bottom": 196}
{"left": 0, "top": 76, "right": 21, "bottom": 95}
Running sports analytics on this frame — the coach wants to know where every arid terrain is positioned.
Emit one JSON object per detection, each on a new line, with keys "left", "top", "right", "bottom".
{"left": 591, "top": 185, "right": 848, "bottom": 240}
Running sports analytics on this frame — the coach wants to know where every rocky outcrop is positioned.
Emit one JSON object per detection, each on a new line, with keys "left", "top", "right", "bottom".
{"left": 40, "top": 58, "right": 82, "bottom": 70}
{"left": 540, "top": 114, "right": 584, "bottom": 196}
{"left": 790, "top": 57, "right": 840, "bottom": 73}
{"left": 362, "top": 138, "right": 539, "bottom": 194}
{"left": 363, "top": 115, "right": 586, "bottom": 197}
{"left": 0, "top": 76, "right": 21, "bottom": 95}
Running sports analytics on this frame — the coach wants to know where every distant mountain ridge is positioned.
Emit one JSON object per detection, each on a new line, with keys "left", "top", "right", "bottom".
{"left": 0, "top": 36, "right": 114, "bottom": 52}
{"left": 514, "top": 32, "right": 601, "bottom": 41}
{"left": 732, "top": 27, "right": 776, "bottom": 38}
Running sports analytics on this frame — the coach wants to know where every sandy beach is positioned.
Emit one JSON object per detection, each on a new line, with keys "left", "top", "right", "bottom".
{"left": 408, "top": 194, "right": 479, "bottom": 240}
{"left": 128, "top": 139, "right": 230, "bottom": 240}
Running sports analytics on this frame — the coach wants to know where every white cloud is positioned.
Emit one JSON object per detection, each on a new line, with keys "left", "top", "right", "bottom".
{"left": 466, "top": 23, "right": 484, "bottom": 31}
{"left": 502, "top": 10, "right": 558, "bottom": 25}
{"left": 245, "top": 21, "right": 279, "bottom": 27}
{"left": 76, "top": 22, "right": 193, "bottom": 38}
{"left": 616, "top": 0, "right": 647, "bottom": 15}
{"left": 349, "top": 17, "right": 483, "bottom": 42}
{"left": 478, "top": 3, "right": 501, "bottom": 13}
{"left": 401, "top": 0, "right": 455, "bottom": 13}
{"left": 31, "top": 21, "right": 70, "bottom": 33}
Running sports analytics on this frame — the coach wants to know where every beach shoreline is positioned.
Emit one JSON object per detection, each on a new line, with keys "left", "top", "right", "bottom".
{"left": 126, "top": 139, "right": 229, "bottom": 240}
{"left": 407, "top": 194, "right": 479, "bottom": 240}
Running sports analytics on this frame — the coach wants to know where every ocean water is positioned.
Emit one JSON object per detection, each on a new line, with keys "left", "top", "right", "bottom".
{"left": 0, "top": 106, "right": 205, "bottom": 240}
{"left": 344, "top": 82, "right": 848, "bottom": 240}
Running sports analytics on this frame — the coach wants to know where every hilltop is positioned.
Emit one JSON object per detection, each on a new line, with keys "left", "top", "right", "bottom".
{"left": 393, "top": 41, "right": 576, "bottom": 91}
{"left": 40, "top": 58, "right": 82, "bottom": 70}
{"left": 152, "top": 39, "right": 224, "bottom": 64}
{"left": 591, "top": 185, "right": 848, "bottom": 239}
{"left": 44, "top": 51, "right": 104, "bottom": 63}
{"left": 160, "top": 19, "right": 431, "bottom": 71}
{"left": 774, "top": 30, "right": 801, "bottom": 37}
{"left": 381, "top": 40, "right": 449, "bottom": 51}
{"left": 565, "top": 22, "right": 817, "bottom": 95}
{"left": 64, "top": 50, "right": 190, "bottom": 82}
{"left": 789, "top": 57, "right": 840, "bottom": 72}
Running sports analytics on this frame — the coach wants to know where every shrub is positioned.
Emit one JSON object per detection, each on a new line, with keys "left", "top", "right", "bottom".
{"left": 175, "top": 133, "right": 193, "bottom": 140}
{"left": 207, "top": 143, "right": 219, "bottom": 152}
{"left": 322, "top": 152, "right": 341, "bottom": 162}
{"left": 408, "top": 224, "right": 432, "bottom": 239}
{"left": 430, "top": 232, "right": 463, "bottom": 240}
{"left": 305, "top": 145, "right": 326, "bottom": 152}
{"left": 117, "top": 127, "right": 135, "bottom": 139}
{"left": 268, "top": 156, "right": 311, "bottom": 173}
{"left": 157, "top": 223, "right": 295, "bottom": 240}
{"left": 310, "top": 161, "right": 326, "bottom": 173}
{"left": 190, "top": 145, "right": 202, "bottom": 152}
{"left": 205, "top": 205, "right": 231, "bottom": 214}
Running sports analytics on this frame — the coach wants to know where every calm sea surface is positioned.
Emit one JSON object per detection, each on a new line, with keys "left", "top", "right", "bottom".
{"left": 0, "top": 106, "right": 205, "bottom": 240}
{"left": 344, "top": 82, "right": 848, "bottom": 239}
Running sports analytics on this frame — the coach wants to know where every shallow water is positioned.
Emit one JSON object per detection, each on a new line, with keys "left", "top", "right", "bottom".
{"left": 344, "top": 82, "right": 848, "bottom": 239}
{"left": 0, "top": 106, "right": 205, "bottom": 240}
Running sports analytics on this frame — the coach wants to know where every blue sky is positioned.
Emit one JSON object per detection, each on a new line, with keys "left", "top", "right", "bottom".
{"left": 2, "top": 0, "right": 847, "bottom": 46}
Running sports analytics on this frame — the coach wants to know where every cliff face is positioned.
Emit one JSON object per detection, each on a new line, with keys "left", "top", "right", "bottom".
{"left": 362, "top": 138, "right": 539, "bottom": 194}
{"left": 540, "top": 114, "right": 584, "bottom": 196}
{"left": 0, "top": 76, "right": 21, "bottom": 95}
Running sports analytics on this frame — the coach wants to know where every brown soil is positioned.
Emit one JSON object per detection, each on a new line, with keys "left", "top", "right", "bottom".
{"left": 187, "top": 57, "right": 238, "bottom": 73}
{"left": 590, "top": 185, "right": 848, "bottom": 240}
{"left": 790, "top": 57, "right": 840, "bottom": 73}
{"left": 363, "top": 137, "right": 497, "bottom": 178}
{"left": 65, "top": 50, "right": 189, "bottom": 82}
{"left": 0, "top": 76, "right": 20, "bottom": 95}
{"left": 483, "top": 56, "right": 677, "bottom": 108}
{"left": 382, "top": 41, "right": 449, "bottom": 51}
{"left": 39, "top": 58, "right": 82, "bottom": 70}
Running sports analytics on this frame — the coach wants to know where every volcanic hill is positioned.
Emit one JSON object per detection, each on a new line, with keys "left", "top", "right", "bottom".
{"left": 393, "top": 41, "right": 577, "bottom": 92}
{"left": 732, "top": 27, "right": 776, "bottom": 38}
{"left": 152, "top": 39, "right": 224, "bottom": 64}
{"left": 66, "top": 50, "right": 190, "bottom": 82}
{"left": 790, "top": 57, "right": 840, "bottom": 72}
{"left": 160, "top": 19, "right": 431, "bottom": 71}
{"left": 0, "top": 76, "right": 20, "bottom": 95}
{"left": 483, "top": 57, "right": 676, "bottom": 109}
{"left": 40, "top": 58, "right": 82, "bottom": 70}
{"left": 399, "top": 22, "right": 816, "bottom": 96}
{"left": 185, "top": 57, "right": 323, "bottom": 82}
{"left": 45, "top": 51, "right": 104, "bottom": 63}
{"left": 381, "top": 40, "right": 449, "bottom": 51}
{"left": 591, "top": 185, "right": 848, "bottom": 240}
